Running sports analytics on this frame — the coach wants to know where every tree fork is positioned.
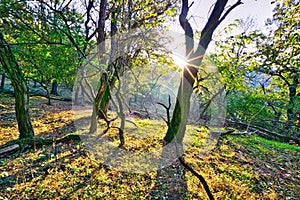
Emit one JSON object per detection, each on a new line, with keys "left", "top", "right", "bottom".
{"left": 164, "top": 0, "right": 243, "bottom": 143}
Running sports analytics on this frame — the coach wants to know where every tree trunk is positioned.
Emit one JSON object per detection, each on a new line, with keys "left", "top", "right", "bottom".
{"left": 74, "top": 85, "right": 80, "bottom": 105}
{"left": 89, "top": 74, "right": 108, "bottom": 133}
{"left": 286, "top": 73, "right": 299, "bottom": 134}
{"left": 164, "top": 76, "right": 193, "bottom": 144}
{"left": 97, "top": 3, "right": 119, "bottom": 118}
{"left": 50, "top": 80, "right": 59, "bottom": 96}
{"left": 0, "top": 33, "right": 34, "bottom": 139}
{"left": 46, "top": 86, "right": 51, "bottom": 105}
{"left": 0, "top": 72, "right": 5, "bottom": 90}
{"left": 99, "top": 75, "right": 117, "bottom": 116}
{"left": 89, "top": 0, "right": 107, "bottom": 133}
{"left": 99, "top": 85, "right": 111, "bottom": 116}
{"left": 39, "top": 82, "right": 51, "bottom": 105}
{"left": 90, "top": 72, "right": 117, "bottom": 133}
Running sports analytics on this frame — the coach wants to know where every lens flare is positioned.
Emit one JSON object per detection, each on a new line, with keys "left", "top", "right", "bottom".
{"left": 171, "top": 54, "right": 187, "bottom": 70}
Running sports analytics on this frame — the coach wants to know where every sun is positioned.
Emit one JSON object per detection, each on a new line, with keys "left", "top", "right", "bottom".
{"left": 171, "top": 54, "right": 187, "bottom": 70}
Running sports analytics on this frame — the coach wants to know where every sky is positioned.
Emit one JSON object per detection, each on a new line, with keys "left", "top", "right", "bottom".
{"left": 171, "top": 0, "right": 275, "bottom": 32}
{"left": 189, "top": 0, "right": 275, "bottom": 30}
{"left": 168, "top": 0, "right": 276, "bottom": 53}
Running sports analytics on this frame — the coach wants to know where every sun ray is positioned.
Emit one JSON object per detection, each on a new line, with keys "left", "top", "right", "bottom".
{"left": 171, "top": 54, "right": 187, "bottom": 70}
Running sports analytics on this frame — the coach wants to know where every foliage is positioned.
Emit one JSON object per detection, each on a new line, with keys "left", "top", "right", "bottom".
{"left": 0, "top": 1, "right": 83, "bottom": 87}
{"left": 213, "top": 0, "right": 300, "bottom": 138}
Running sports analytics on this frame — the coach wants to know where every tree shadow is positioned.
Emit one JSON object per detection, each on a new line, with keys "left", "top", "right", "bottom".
{"left": 0, "top": 140, "right": 84, "bottom": 192}
{"left": 148, "top": 161, "right": 188, "bottom": 199}
{"left": 36, "top": 115, "right": 90, "bottom": 138}
{"left": 62, "top": 145, "right": 119, "bottom": 199}
{"left": 0, "top": 112, "right": 190, "bottom": 198}
{"left": 147, "top": 143, "right": 188, "bottom": 199}
{"left": 0, "top": 115, "right": 92, "bottom": 192}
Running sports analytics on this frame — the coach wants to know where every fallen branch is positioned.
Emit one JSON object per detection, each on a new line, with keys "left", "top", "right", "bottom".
{"left": 0, "top": 144, "right": 19, "bottom": 155}
{"left": 30, "top": 94, "right": 72, "bottom": 102}
{"left": 179, "top": 156, "right": 214, "bottom": 200}
{"left": 213, "top": 129, "right": 235, "bottom": 136}
{"left": 226, "top": 118, "right": 300, "bottom": 145}
{"left": 0, "top": 134, "right": 81, "bottom": 158}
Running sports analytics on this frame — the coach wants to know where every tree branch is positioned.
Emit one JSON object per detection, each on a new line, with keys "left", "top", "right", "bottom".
{"left": 219, "top": 1, "right": 243, "bottom": 24}
{"left": 179, "top": 0, "right": 194, "bottom": 57}
{"left": 197, "top": 0, "right": 243, "bottom": 54}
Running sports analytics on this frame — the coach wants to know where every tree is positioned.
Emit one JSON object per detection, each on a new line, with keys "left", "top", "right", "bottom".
{"left": 164, "top": 0, "right": 243, "bottom": 144}
{"left": 211, "top": 0, "right": 300, "bottom": 144}
{"left": 25, "top": 0, "right": 177, "bottom": 134}
{"left": 251, "top": 0, "right": 300, "bottom": 136}
{"left": 0, "top": 0, "right": 83, "bottom": 139}
{"left": 1, "top": 0, "right": 177, "bottom": 137}
{"left": 0, "top": 33, "right": 34, "bottom": 139}
{"left": 1, "top": 0, "right": 83, "bottom": 104}
{"left": 85, "top": 0, "right": 177, "bottom": 133}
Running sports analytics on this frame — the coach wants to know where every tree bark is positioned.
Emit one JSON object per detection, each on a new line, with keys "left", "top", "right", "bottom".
{"left": 73, "top": 85, "right": 80, "bottom": 105}
{"left": 164, "top": 77, "right": 193, "bottom": 144}
{"left": 99, "top": 86, "right": 111, "bottom": 116}
{"left": 0, "top": 32, "right": 34, "bottom": 139}
{"left": 40, "top": 82, "right": 51, "bottom": 105}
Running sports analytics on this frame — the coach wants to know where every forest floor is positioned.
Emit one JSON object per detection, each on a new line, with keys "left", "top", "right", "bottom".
{"left": 0, "top": 93, "right": 299, "bottom": 199}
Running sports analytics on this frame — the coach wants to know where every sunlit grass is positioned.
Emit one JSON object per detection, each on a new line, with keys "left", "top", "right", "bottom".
{"left": 0, "top": 95, "right": 299, "bottom": 199}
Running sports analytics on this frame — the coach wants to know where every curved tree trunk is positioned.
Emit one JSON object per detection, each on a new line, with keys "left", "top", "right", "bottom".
{"left": 0, "top": 33, "right": 34, "bottom": 139}
{"left": 99, "top": 85, "right": 111, "bottom": 117}
{"left": 89, "top": 74, "right": 108, "bottom": 133}
{"left": 89, "top": 0, "right": 107, "bottom": 133}
{"left": 99, "top": 75, "right": 117, "bottom": 116}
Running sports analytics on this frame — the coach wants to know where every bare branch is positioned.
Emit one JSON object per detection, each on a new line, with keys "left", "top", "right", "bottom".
{"left": 197, "top": 0, "right": 243, "bottom": 54}
{"left": 219, "top": 1, "right": 243, "bottom": 24}
{"left": 157, "top": 95, "right": 172, "bottom": 126}
{"left": 179, "top": 0, "right": 194, "bottom": 56}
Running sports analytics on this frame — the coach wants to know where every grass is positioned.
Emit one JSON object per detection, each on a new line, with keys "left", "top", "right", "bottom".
{"left": 247, "top": 135, "right": 300, "bottom": 151}
{"left": 0, "top": 93, "right": 299, "bottom": 199}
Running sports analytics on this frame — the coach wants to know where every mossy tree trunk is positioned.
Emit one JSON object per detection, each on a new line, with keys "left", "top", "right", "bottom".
{"left": 89, "top": 73, "right": 108, "bottom": 133}
{"left": 0, "top": 32, "right": 34, "bottom": 139}
{"left": 89, "top": 71, "right": 117, "bottom": 133}
{"left": 163, "top": 77, "right": 193, "bottom": 144}
{"left": 99, "top": 84, "right": 112, "bottom": 116}
{"left": 90, "top": 0, "right": 121, "bottom": 133}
